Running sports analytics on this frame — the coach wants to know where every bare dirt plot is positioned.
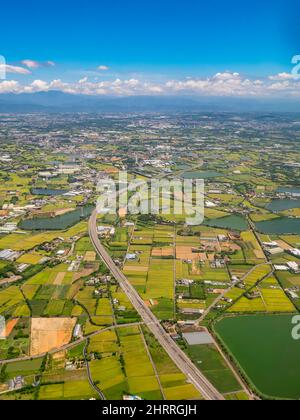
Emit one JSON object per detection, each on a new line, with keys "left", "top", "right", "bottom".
{"left": 254, "top": 249, "right": 265, "bottom": 259}
{"left": 144, "top": 299, "right": 158, "bottom": 307}
{"left": 118, "top": 207, "right": 127, "bottom": 218}
{"left": 72, "top": 264, "right": 99, "bottom": 282}
{"left": 212, "top": 289, "right": 226, "bottom": 294}
{"left": 176, "top": 246, "right": 201, "bottom": 261}
{"left": 221, "top": 242, "right": 241, "bottom": 252}
{"left": 200, "top": 240, "right": 221, "bottom": 252}
{"left": 84, "top": 251, "right": 96, "bottom": 262}
{"left": 152, "top": 247, "right": 174, "bottom": 257}
{"left": 3, "top": 319, "right": 18, "bottom": 338}
{"left": 30, "top": 318, "right": 76, "bottom": 356}
{"left": 0, "top": 276, "right": 22, "bottom": 286}
{"left": 207, "top": 253, "right": 216, "bottom": 262}
{"left": 53, "top": 272, "right": 66, "bottom": 286}
{"left": 276, "top": 240, "right": 293, "bottom": 251}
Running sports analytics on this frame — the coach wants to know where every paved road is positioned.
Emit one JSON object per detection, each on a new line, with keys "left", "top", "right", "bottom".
{"left": 89, "top": 209, "right": 224, "bottom": 401}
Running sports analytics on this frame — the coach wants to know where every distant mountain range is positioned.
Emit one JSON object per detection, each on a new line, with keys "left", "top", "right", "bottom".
{"left": 0, "top": 91, "right": 299, "bottom": 113}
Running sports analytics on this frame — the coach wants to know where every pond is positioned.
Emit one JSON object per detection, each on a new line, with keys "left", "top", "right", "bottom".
{"left": 20, "top": 205, "right": 93, "bottom": 231}
{"left": 204, "top": 215, "right": 248, "bottom": 231}
{"left": 267, "top": 199, "right": 300, "bottom": 212}
{"left": 31, "top": 188, "right": 69, "bottom": 196}
{"left": 255, "top": 217, "right": 300, "bottom": 234}
{"left": 214, "top": 315, "right": 300, "bottom": 399}
{"left": 277, "top": 187, "right": 300, "bottom": 195}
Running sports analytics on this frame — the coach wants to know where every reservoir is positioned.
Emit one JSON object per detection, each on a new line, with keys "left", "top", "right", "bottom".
{"left": 204, "top": 215, "right": 248, "bottom": 231}
{"left": 20, "top": 205, "right": 93, "bottom": 231}
{"left": 277, "top": 187, "right": 300, "bottom": 195}
{"left": 214, "top": 315, "right": 300, "bottom": 399}
{"left": 267, "top": 199, "right": 300, "bottom": 212}
{"left": 256, "top": 217, "right": 300, "bottom": 234}
{"left": 182, "top": 170, "right": 222, "bottom": 179}
{"left": 31, "top": 188, "right": 69, "bottom": 196}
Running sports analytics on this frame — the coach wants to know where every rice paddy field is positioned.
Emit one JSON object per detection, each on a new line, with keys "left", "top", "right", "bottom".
{"left": 39, "top": 380, "right": 96, "bottom": 400}
{"left": 122, "top": 225, "right": 175, "bottom": 320}
{"left": 214, "top": 314, "right": 300, "bottom": 399}
{"left": 240, "top": 231, "right": 265, "bottom": 262}
{"left": 88, "top": 325, "right": 202, "bottom": 400}
{"left": 1, "top": 341, "right": 97, "bottom": 400}
{"left": 186, "top": 343, "right": 242, "bottom": 395}
{"left": 227, "top": 267, "right": 296, "bottom": 314}
{"left": 0, "top": 286, "right": 29, "bottom": 317}
{"left": 17, "top": 253, "right": 45, "bottom": 265}
{"left": 0, "top": 254, "right": 103, "bottom": 321}
{"left": 121, "top": 223, "right": 242, "bottom": 321}
{"left": 0, "top": 222, "right": 88, "bottom": 251}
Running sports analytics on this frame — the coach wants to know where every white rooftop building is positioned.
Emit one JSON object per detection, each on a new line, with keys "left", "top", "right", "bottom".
{"left": 290, "top": 248, "right": 300, "bottom": 258}
{"left": 287, "top": 261, "right": 300, "bottom": 273}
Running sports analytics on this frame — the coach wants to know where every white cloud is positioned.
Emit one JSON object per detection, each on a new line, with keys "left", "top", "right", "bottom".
{"left": 164, "top": 72, "right": 300, "bottom": 97}
{"left": 24, "top": 80, "right": 50, "bottom": 92}
{"left": 21, "top": 60, "right": 40, "bottom": 69}
{"left": 97, "top": 65, "right": 110, "bottom": 71}
{"left": 0, "top": 80, "right": 21, "bottom": 93}
{"left": 79, "top": 77, "right": 88, "bottom": 84}
{"left": 269, "top": 72, "right": 295, "bottom": 81}
{"left": 213, "top": 72, "right": 240, "bottom": 81}
{"left": 0, "top": 64, "right": 31, "bottom": 75}
{"left": 0, "top": 71, "right": 300, "bottom": 98}
{"left": 21, "top": 60, "right": 56, "bottom": 69}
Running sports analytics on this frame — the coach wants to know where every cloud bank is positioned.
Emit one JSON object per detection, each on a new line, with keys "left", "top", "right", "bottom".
{"left": 0, "top": 72, "right": 299, "bottom": 98}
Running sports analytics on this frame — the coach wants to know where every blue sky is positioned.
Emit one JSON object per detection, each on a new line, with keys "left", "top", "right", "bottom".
{"left": 0, "top": 0, "right": 299, "bottom": 97}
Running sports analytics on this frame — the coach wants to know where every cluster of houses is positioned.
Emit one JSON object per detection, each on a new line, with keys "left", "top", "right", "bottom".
{"left": 8, "top": 376, "right": 25, "bottom": 391}
{"left": 97, "top": 225, "right": 115, "bottom": 238}
{"left": 86, "top": 275, "right": 112, "bottom": 286}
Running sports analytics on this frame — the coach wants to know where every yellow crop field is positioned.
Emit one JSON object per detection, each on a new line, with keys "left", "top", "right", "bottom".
{"left": 17, "top": 253, "right": 43, "bottom": 265}
{"left": 241, "top": 231, "right": 265, "bottom": 261}
{"left": 260, "top": 289, "right": 295, "bottom": 312}
{"left": 244, "top": 264, "right": 272, "bottom": 286}
{"left": 228, "top": 295, "right": 266, "bottom": 313}
{"left": 0, "top": 233, "right": 57, "bottom": 251}
{"left": 144, "top": 259, "right": 174, "bottom": 300}
{"left": 164, "top": 384, "right": 202, "bottom": 400}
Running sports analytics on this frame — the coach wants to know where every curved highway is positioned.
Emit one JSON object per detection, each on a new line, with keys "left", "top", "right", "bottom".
{"left": 89, "top": 209, "right": 224, "bottom": 401}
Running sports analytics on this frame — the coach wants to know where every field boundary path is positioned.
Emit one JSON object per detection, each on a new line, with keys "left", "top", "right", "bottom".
{"left": 84, "top": 339, "right": 106, "bottom": 400}
{"left": 139, "top": 325, "right": 166, "bottom": 400}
